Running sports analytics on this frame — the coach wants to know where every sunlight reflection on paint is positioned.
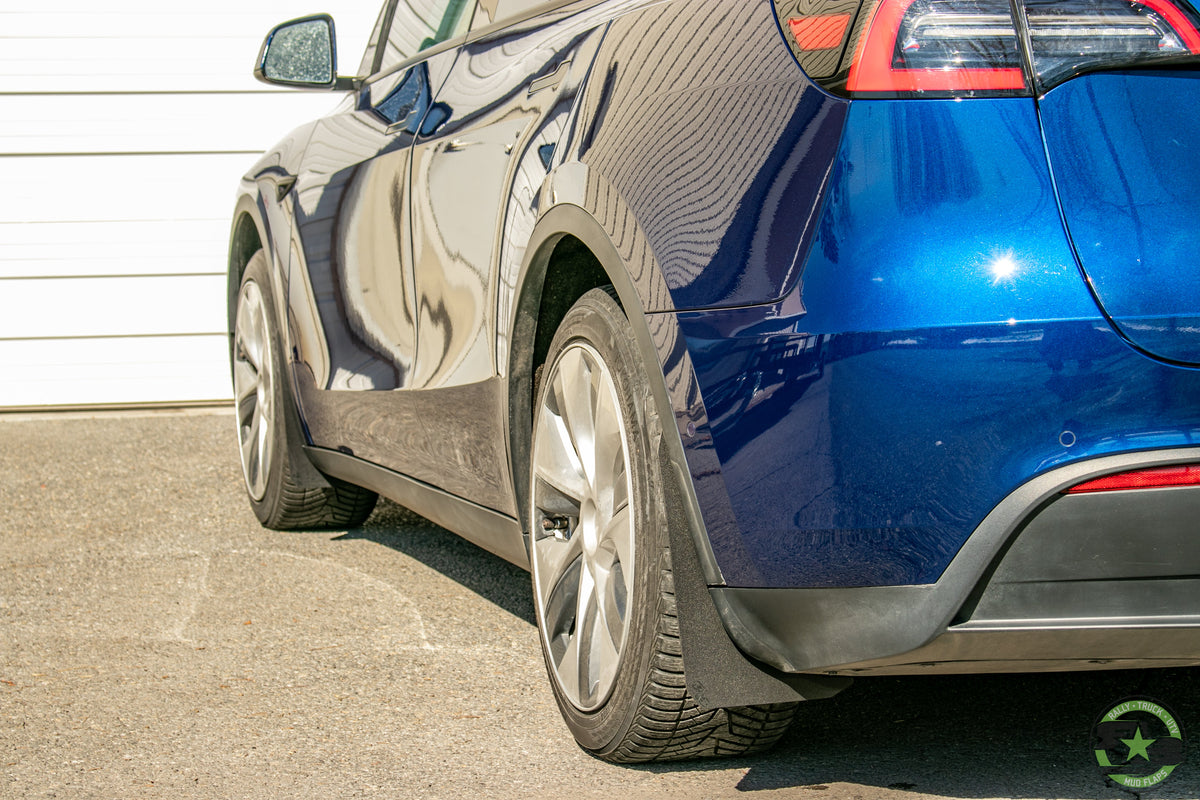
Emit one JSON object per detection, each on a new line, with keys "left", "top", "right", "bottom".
{"left": 989, "top": 252, "right": 1019, "bottom": 284}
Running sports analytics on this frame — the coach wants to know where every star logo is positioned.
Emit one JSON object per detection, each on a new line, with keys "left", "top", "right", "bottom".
{"left": 1121, "top": 726, "right": 1156, "bottom": 762}
{"left": 1092, "top": 697, "right": 1186, "bottom": 791}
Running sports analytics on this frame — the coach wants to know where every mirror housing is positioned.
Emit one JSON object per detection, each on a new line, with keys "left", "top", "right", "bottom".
{"left": 255, "top": 15, "right": 355, "bottom": 91}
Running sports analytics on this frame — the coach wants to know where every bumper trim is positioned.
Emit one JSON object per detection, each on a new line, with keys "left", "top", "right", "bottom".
{"left": 819, "top": 624, "right": 1200, "bottom": 676}
{"left": 712, "top": 447, "right": 1200, "bottom": 673}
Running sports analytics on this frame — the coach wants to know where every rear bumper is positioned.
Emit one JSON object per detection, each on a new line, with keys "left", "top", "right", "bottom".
{"left": 711, "top": 448, "right": 1200, "bottom": 674}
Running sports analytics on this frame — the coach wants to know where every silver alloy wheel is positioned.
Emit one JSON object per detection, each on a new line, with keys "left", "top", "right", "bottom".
{"left": 531, "top": 341, "right": 635, "bottom": 712}
{"left": 233, "top": 279, "right": 275, "bottom": 502}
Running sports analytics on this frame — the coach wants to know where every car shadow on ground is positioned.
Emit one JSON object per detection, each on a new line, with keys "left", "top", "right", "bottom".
{"left": 724, "top": 667, "right": 1198, "bottom": 798}
{"left": 333, "top": 499, "right": 537, "bottom": 625}
{"left": 339, "top": 500, "right": 1199, "bottom": 799}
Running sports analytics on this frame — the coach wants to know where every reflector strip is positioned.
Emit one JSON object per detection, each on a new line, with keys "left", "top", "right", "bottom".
{"left": 788, "top": 14, "right": 853, "bottom": 51}
{"left": 1065, "top": 465, "right": 1200, "bottom": 493}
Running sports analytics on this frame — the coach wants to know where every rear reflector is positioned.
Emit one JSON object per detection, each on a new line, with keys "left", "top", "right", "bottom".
{"left": 1064, "top": 464, "right": 1200, "bottom": 493}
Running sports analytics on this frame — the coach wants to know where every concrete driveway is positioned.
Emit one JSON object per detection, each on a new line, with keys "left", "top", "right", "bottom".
{"left": 1, "top": 411, "right": 1196, "bottom": 799}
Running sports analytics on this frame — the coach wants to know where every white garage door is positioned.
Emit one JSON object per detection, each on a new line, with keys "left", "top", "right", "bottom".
{"left": 0, "top": 0, "right": 380, "bottom": 409}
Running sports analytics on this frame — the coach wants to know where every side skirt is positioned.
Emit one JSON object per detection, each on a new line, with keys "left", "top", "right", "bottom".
{"left": 305, "top": 447, "right": 529, "bottom": 568}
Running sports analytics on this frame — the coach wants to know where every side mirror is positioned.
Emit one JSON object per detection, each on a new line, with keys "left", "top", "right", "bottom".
{"left": 255, "top": 14, "right": 345, "bottom": 90}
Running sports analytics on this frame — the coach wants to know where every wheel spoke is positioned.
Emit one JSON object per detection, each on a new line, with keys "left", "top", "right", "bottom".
{"left": 589, "top": 546, "right": 625, "bottom": 676}
{"left": 587, "top": 582, "right": 621, "bottom": 702}
{"left": 600, "top": 503, "right": 634, "bottom": 602}
{"left": 233, "top": 359, "right": 260, "bottom": 409}
{"left": 533, "top": 528, "right": 583, "bottom": 606}
{"left": 242, "top": 411, "right": 262, "bottom": 488}
{"left": 591, "top": 379, "right": 626, "bottom": 516}
{"left": 554, "top": 615, "right": 583, "bottom": 703}
{"left": 575, "top": 563, "right": 600, "bottom": 703}
{"left": 235, "top": 295, "right": 264, "bottom": 372}
{"left": 533, "top": 401, "right": 588, "bottom": 504}
{"left": 233, "top": 279, "right": 274, "bottom": 502}
{"left": 553, "top": 348, "right": 598, "bottom": 487}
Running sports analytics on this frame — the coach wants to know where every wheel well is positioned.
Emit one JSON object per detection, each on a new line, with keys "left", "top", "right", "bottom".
{"left": 532, "top": 235, "right": 614, "bottom": 379}
{"left": 508, "top": 234, "right": 614, "bottom": 535}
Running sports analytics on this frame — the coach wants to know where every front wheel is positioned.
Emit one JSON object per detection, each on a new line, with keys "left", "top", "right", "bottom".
{"left": 232, "top": 250, "right": 377, "bottom": 530}
{"left": 529, "top": 288, "right": 797, "bottom": 763}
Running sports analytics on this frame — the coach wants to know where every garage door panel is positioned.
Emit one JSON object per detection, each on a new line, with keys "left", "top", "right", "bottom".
{"left": 0, "top": 255, "right": 217, "bottom": 280}
{"left": 0, "top": 275, "right": 226, "bottom": 339}
{"left": 0, "top": 0, "right": 383, "bottom": 408}
{"left": 0, "top": 6, "right": 378, "bottom": 94}
{"left": 0, "top": 220, "right": 228, "bottom": 279}
{"left": 1, "top": 40, "right": 272, "bottom": 95}
{"left": 0, "top": 335, "right": 232, "bottom": 407}
{"left": 0, "top": 93, "right": 341, "bottom": 155}
{"left": 1, "top": 154, "right": 253, "bottom": 223}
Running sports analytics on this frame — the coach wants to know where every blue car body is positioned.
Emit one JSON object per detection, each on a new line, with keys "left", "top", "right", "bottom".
{"left": 230, "top": 0, "right": 1200, "bottom": 715}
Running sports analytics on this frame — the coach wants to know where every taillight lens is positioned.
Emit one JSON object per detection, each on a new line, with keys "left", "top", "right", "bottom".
{"left": 1065, "top": 464, "right": 1200, "bottom": 493}
{"left": 773, "top": 0, "right": 1200, "bottom": 96}
{"left": 1025, "top": 0, "right": 1200, "bottom": 87}
{"left": 848, "top": 0, "right": 1027, "bottom": 92}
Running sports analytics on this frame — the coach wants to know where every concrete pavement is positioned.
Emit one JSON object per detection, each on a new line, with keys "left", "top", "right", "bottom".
{"left": 1, "top": 411, "right": 1196, "bottom": 799}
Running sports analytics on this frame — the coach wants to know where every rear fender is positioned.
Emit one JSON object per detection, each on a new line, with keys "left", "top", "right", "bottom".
{"left": 509, "top": 199, "right": 848, "bottom": 707}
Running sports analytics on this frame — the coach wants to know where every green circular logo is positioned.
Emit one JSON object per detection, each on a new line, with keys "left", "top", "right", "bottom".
{"left": 1092, "top": 697, "right": 1186, "bottom": 791}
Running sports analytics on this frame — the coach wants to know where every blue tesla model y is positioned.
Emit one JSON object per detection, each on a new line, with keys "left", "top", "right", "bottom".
{"left": 228, "top": 0, "right": 1200, "bottom": 761}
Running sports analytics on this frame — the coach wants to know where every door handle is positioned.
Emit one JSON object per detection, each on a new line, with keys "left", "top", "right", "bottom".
{"left": 528, "top": 59, "right": 572, "bottom": 96}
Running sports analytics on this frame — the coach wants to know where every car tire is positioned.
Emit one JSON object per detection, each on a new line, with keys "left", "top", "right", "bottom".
{"left": 530, "top": 288, "right": 797, "bottom": 763}
{"left": 232, "top": 250, "right": 377, "bottom": 530}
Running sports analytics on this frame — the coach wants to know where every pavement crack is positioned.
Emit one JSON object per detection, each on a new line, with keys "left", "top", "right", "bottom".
{"left": 163, "top": 553, "right": 211, "bottom": 643}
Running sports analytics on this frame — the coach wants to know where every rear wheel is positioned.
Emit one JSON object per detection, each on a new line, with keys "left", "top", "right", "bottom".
{"left": 232, "top": 250, "right": 377, "bottom": 529}
{"left": 530, "top": 289, "right": 797, "bottom": 762}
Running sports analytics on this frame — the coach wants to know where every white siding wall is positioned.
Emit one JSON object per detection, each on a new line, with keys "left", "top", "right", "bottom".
{"left": 0, "top": 1, "right": 380, "bottom": 408}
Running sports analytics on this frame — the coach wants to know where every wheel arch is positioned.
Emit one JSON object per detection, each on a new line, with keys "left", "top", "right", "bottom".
{"left": 506, "top": 203, "right": 669, "bottom": 550}
{"left": 227, "top": 192, "right": 329, "bottom": 491}
{"left": 227, "top": 197, "right": 266, "bottom": 367}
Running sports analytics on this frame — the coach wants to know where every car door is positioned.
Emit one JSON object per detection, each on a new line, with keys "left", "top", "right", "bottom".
{"left": 288, "top": 0, "right": 475, "bottom": 488}
{"left": 404, "top": 1, "right": 611, "bottom": 514}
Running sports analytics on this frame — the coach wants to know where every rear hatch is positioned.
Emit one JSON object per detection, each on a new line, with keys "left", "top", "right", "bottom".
{"left": 1032, "top": 0, "right": 1200, "bottom": 363}
{"left": 771, "top": 0, "right": 1200, "bottom": 361}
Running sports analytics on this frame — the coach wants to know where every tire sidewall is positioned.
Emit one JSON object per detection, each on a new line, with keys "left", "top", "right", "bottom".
{"left": 531, "top": 289, "right": 670, "bottom": 756}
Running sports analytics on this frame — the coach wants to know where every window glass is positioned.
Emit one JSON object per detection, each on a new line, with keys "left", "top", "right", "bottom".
{"left": 380, "top": 0, "right": 475, "bottom": 67}
{"left": 357, "top": 1, "right": 396, "bottom": 77}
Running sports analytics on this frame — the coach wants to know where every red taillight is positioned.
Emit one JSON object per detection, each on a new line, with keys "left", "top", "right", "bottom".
{"left": 774, "top": 0, "right": 1200, "bottom": 95}
{"left": 1065, "top": 465, "right": 1200, "bottom": 494}
{"left": 846, "top": 0, "right": 1027, "bottom": 92}
{"left": 1025, "top": 0, "right": 1200, "bottom": 85}
{"left": 1141, "top": 0, "right": 1200, "bottom": 50}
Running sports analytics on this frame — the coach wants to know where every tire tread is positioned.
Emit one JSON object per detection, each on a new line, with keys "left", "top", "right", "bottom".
{"left": 603, "top": 547, "right": 798, "bottom": 763}
{"left": 266, "top": 470, "right": 377, "bottom": 531}
{"left": 237, "top": 250, "right": 378, "bottom": 532}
